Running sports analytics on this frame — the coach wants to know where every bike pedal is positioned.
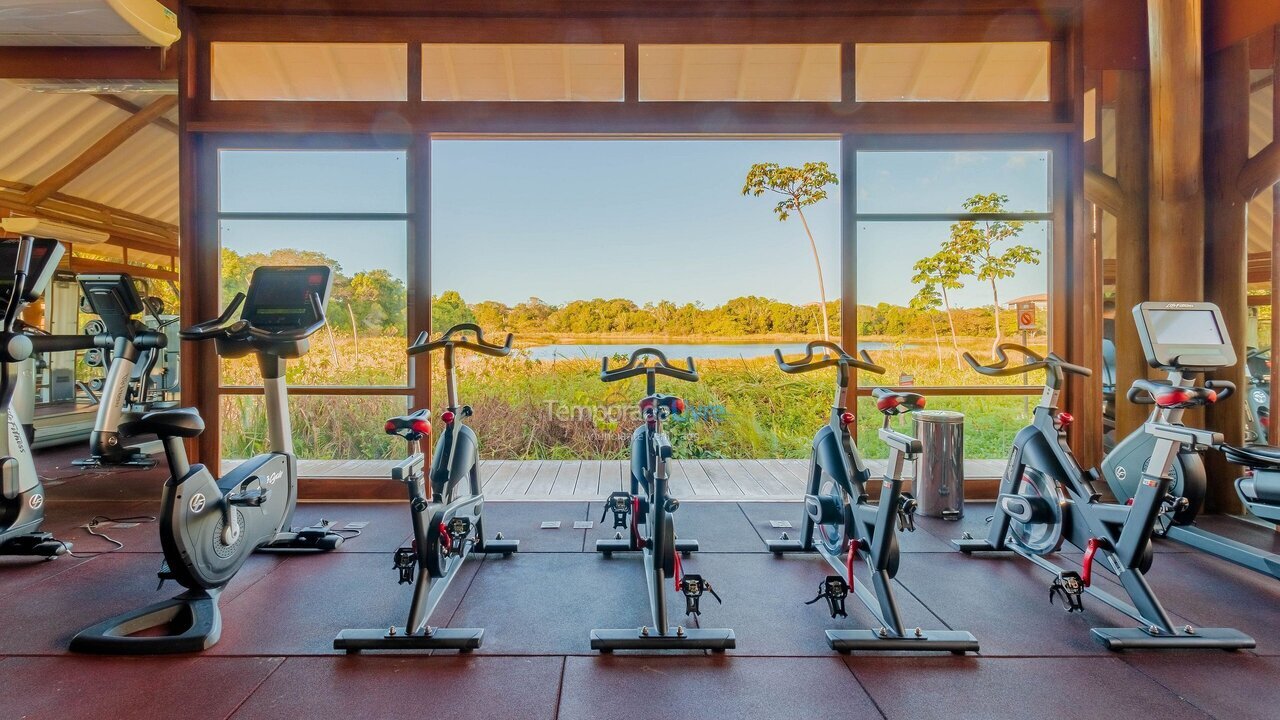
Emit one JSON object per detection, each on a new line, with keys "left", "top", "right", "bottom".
{"left": 601, "top": 491, "right": 634, "bottom": 529}
{"left": 1049, "top": 571, "right": 1085, "bottom": 613}
{"left": 443, "top": 516, "right": 472, "bottom": 557}
{"left": 804, "top": 575, "right": 849, "bottom": 618}
{"left": 680, "top": 574, "right": 722, "bottom": 616}
{"left": 897, "top": 493, "right": 918, "bottom": 532}
{"left": 393, "top": 547, "right": 417, "bottom": 584}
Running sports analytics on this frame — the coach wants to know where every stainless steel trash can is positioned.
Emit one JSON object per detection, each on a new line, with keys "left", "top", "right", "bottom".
{"left": 913, "top": 410, "right": 964, "bottom": 519}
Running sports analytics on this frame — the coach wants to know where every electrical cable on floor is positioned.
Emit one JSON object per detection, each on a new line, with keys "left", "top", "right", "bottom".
{"left": 51, "top": 515, "right": 158, "bottom": 558}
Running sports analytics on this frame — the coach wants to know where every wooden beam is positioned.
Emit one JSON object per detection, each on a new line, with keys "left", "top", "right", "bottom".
{"left": 0, "top": 186, "right": 176, "bottom": 252}
{"left": 1202, "top": 42, "right": 1251, "bottom": 512}
{"left": 67, "top": 257, "right": 179, "bottom": 282}
{"left": 1271, "top": 25, "right": 1279, "bottom": 451}
{"left": 1083, "top": 167, "right": 1126, "bottom": 216}
{"left": 92, "top": 94, "right": 180, "bottom": 134}
{"left": 1112, "top": 69, "right": 1150, "bottom": 444}
{"left": 22, "top": 96, "right": 178, "bottom": 206}
{"left": 1239, "top": 140, "right": 1280, "bottom": 201}
{"left": 0, "top": 47, "right": 176, "bottom": 81}
{"left": 1147, "top": 0, "right": 1204, "bottom": 302}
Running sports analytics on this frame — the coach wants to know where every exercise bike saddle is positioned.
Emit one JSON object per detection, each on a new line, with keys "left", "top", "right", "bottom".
{"left": 385, "top": 409, "right": 431, "bottom": 441}
{"left": 871, "top": 389, "right": 925, "bottom": 416}
{"left": 133, "top": 408, "right": 205, "bottom": 439}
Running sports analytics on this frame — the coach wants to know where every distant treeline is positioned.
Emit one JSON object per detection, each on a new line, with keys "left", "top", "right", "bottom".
{"left": 220, "top": 248, "right": 1029, "bottom": 340}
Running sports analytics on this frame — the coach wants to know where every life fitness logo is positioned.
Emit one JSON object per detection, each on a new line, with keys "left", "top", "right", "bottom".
{"left": 189, "top": 493, "right": 207, "bottom": 513}
{"left": 1164, "top": 302, "right": 1197, "bottom": 309}
{"left": 28, "top": 493, "right": 43, "bottom": 510}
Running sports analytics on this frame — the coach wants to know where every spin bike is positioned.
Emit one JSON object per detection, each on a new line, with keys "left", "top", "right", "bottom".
{"left": 0, "top": 235, "right": 101, "bottom": 558}
{"left": 73, "top": 273, "right": 175, "bottom": 469}
{"left": 767, "top": 341, "right": 979, "bottom": 653}
{"left": 954, "top": 339, "right": 1254, "bottom": 650}
{"left": 591, "top": 348, "right": 735, "bottom": 652}
{"left": 72, "top": 266, "right": 346, "bottom": 654}
{"left": 335, "top": 323, "right": 518, "bottom": 652}
{"left": 1104, "top": 301, "right": 1280, "bottom": 581}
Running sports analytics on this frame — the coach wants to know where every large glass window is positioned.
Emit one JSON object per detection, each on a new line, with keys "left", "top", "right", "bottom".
{"left": 216, "top": 149, "right": 411, "bottom": 473}
{"left": 855, "top": 148, "right": 1053, "bottom": 459}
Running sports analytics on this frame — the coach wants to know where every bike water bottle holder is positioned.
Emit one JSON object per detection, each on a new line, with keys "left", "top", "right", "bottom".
{"left": 804, "top": 575, "right": 850, "bottom": 618}
{"left": 393, "top": 547, "right": 417, "bottom": 584}
{"left": 680, "top": 574, "right": 722, "bottom": 616}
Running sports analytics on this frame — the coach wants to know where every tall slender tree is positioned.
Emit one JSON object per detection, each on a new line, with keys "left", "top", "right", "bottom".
{"left": 911, "top": 246, "right": 971, "bottom": 361}
{"left": 743, "top": 162, "right": 838, "bottom": 343}
{"left": 909, "top": 282, "right": 946, "bottom": 371}
{"left": 947, "top": 193, "right": 1040, "bottom": 354}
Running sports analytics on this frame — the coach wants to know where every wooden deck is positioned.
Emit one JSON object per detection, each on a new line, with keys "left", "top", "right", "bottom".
{"left": 265, "top": 458, "right": 1009, "bottom": 500}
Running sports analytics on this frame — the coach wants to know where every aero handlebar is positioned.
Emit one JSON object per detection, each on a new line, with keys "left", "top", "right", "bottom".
{"left": 601, "top": 347, "right": 698, "bottom": 383}
{"left": 410, "top": 322, "right": 514, "bottom": 358}
{"left": 963, "top": 343, "right": 1092, "bottom": 379}
{"left": 774, "top": 340, "right": 885, "bottom": 376}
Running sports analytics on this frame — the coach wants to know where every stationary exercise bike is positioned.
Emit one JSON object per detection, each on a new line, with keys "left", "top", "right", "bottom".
{"left": 1104, "top": 301, "right": 1280, "bottom": 580}
{"left": 0, "top": 235, "right": 99, "bottom": 559}
{"left": 73, "top": 273, "right": 175, "bottom": 469}
{"left": 335, "top": 323, "right": 518, "bottom": 652}
{"left": 591, "top": 348, "right": 735, "bottom": 652}
{"left": 72, "top": 266, "right": 346, "bottom": 653}
{"left": 766, "top": 341, "right": 979, "bottom": 653}
{"left": 954, "top": 336, "right": 1254, "bottom": 650}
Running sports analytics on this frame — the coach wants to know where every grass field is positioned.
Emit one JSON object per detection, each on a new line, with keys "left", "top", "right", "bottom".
{"left": 220, "top": 333, "right": 1046, "bottom": 462}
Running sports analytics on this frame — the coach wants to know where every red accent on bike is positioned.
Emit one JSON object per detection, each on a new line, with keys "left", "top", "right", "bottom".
{"left": 917, "top": 397, "right": 926, "bottom": 409}
{"left": 876, "top": 396, "right": 900, "bottom": 412}
{"left": 674, "top": 398, "right": 685, "bottom": 414}
{"left": 1082, "top": 538, "right": 1100, "bottom": 587}
{"left": 439, "top": 522, "right": 451, "bottom": 551}
{"left": 1056, "top": 412, "right": 1074, "bottom": 428}
{"left": 1155, "top": 388, "right": 1193, "bottom": 406}
{"left": 673, "top": 547, "right": 684, "bottom": 591}
{"left": 631, "top": 496, "right": 644, "bottom": 549}
{"left": 411, "top": 419, "right": 431, "bottom": 435}
{"left": 1125, "top": 498, "right": 1133, "bottom": 506}
{"left": 441, "top": 411, "right": 456, "bottom": 424}
{"left": 846, "top": 539, "right": 860, "bottom": 583}
{"left": 1205, "top": 390, "right": 1218, "bottom": 403}
{"left": 384, "top": 420, "right": 397, "bottom": 434}
{"left": 1262, "top": 414, "right": 1271, "bottom": 429}
{"left": 840, "top": 412, "right": 856, "bottom": 425}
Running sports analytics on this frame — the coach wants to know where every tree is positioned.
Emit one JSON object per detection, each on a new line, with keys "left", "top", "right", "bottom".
{"left": 911, "top": 245, "right": 971, "bottom": 360}
{"left": 432, "top": 290, "right": 475, "bottom": 331}
{"left": 909, "top": 282, "right": 945, "bottom": 370}
{"left": 743, "top": 161, "right": 838, "bottom": 343}
{"left": 947, "top": 193, "right": 1041, "bottom": 354}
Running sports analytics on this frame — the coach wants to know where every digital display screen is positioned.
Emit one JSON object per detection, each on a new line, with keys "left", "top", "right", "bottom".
{"left": 242, "top": 266, "right": 332, "bottom": 330}
{"left": 0, "top": 239, "right": 60, "bottom": 304}
{"left": 1148, "top": 309, "right": 1224, "bottom": 346}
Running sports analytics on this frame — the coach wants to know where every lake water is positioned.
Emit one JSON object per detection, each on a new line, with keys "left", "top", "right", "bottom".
{"left": 524, "top": 341, "right": 897, "bottom": 361}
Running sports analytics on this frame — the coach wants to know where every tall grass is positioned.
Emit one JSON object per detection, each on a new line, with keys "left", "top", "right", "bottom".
{"left": 221, "top": 334, "right": 1045, "bottom": 461}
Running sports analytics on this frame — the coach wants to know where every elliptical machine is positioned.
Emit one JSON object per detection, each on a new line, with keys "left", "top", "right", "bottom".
{"left": 72, "top": 265, "right": 345, "bottom": 653}
{"left": 73, "top": 273, "right": 175, "bottom": 469}
{"left": 955, "top": 339, "right": 1253, "bottom": 650}
{"left": 766, "top": 341, "right": 979, "bottom": 653}
{"left": 0, "top": 235, "right": 99, "bottom": 558}
{"left": 1104, "top": 301, "right": 1280, "bottom": 580}
{"left": 591, "top": 348, "right": 735, "bottom": 652}
{"left": 336, "top": 323, "right": 518, "bottom": 652}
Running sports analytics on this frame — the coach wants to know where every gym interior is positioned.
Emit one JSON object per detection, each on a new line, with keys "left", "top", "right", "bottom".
{"left": 1, "top": 1, "right": 1280, "bottom": 718}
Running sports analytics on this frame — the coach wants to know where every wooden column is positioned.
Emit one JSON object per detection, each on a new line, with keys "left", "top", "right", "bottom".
{"left": 1113, "top": 70, "right": 1152, "bottom": 441}
{"left": 1272, "top": 26, "right": 1280, "bottom": 450}
{"left": 1202, "top": 42, "right": 1251, "bottom": 512}
{"left": 1147, "top": 0, "right": 1205, "bottom": 302}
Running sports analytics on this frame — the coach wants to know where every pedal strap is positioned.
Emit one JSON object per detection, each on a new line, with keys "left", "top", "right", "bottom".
{"left": 804, "top": 575, "right": 850, "bottom": 618}
{"left": 393, "top": 547, "right": 417, "bottom": 584}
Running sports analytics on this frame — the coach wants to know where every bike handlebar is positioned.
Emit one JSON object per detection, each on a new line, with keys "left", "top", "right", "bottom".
{"left": 601, "top": 347, "right": 699, "bottom": 383}
{"left": 774, "top": 340, "right": 884, "bottom": 376}
{"left": 963, "top": 343, "right": 1093, "bottom": 379}
{"left": 180, "top": 293, "right": 245, "bottom": 341}
{"left": 180, "top": 291, "right": 327, "bottom": 344}
{"left": 408, "top": 322, "right": 514, "bottom": 358}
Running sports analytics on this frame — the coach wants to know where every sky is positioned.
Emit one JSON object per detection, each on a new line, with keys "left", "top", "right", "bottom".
{"left": 218, "top": 142, "right": 1051, "bottom": 309}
